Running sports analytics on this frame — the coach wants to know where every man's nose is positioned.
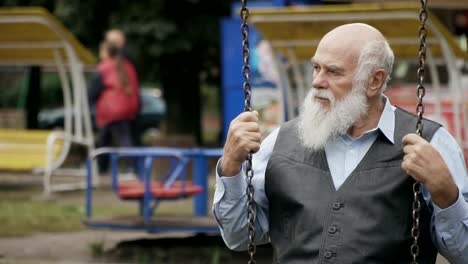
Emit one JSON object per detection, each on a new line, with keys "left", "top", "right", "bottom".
{"left": 311, "top": 71, "right": 327, "bottom": 89}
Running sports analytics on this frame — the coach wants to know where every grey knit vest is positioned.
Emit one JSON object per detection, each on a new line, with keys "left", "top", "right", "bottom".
{"left": 265, "top": 107, "right": 440, "bottom": 264}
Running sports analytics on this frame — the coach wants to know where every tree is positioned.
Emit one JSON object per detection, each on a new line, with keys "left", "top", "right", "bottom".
{"left": 109, "top": 0, "right": 232, "bottom": 145}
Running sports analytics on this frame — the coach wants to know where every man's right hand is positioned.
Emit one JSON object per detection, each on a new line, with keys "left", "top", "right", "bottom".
{"left": 221, "top": 111, "right": 261, "bottom": 176}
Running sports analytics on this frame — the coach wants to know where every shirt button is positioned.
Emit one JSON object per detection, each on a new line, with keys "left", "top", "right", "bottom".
{"left": 439, "top": 217, "right": 446, "bottom": 223}
{"left": 328, "top": 226, "right": 337, "bottom": 234}
{"left": 332, "top": 202, "right": 342, "bottom": 210}
{"left": 324, "top": 251, "right": 333, "bottom": 259}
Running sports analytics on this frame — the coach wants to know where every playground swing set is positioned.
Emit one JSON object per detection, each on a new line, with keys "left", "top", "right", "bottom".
{"left": 0, "top": 7, "right": 97, "bottom": 196}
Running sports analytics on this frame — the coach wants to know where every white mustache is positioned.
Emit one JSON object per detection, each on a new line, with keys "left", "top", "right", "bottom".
{"left": 312, "top": 88, "right": 335, "bottom": 104}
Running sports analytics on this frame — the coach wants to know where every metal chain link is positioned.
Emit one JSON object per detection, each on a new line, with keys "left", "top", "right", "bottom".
{"left": 416, "top": 0, "right": 428, "bottom": 137}
{"left": 240, "top": 1, "right": 256, "bottom": 263}
{"left": 411, "top": 1, "right": 428, "bottom": 263}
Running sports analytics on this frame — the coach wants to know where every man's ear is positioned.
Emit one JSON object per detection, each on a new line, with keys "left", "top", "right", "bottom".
{"left": 367, "top": 69, "right": 386, "bottom": 97}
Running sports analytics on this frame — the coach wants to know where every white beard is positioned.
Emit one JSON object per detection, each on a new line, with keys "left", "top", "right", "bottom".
{"left": 297, "top": 85, "right": 368, "bottom": 151}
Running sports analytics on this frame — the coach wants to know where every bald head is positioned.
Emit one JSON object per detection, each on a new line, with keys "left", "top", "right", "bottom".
{"left": 317, "top": 23, "right": 386, "bottom": 68}
{"left": 105, "top": 29, "right": 126, "bottom": 49}
{"left": 323, "top": 23, "right": 385, "bottom": 44}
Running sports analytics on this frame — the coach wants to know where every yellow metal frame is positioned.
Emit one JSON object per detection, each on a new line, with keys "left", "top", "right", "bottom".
{"left": 0, "top": 7, "right": 97, "bottom": 195}
{"left": 249, "top": 2, "right": 468, "bottom": 60}
{"left": 248, "top": 2, "right": 468, "bottom": 147}
{"left": 0, "top": 7, "right": 95, "bottom": 66}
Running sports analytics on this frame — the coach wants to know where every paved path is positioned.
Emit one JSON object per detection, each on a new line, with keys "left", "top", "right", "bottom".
{"left": 0, "top": 230, "right": 189, "bottom": 263}
{"left": 0, "top": 230, "right": 451, "bottom": 263}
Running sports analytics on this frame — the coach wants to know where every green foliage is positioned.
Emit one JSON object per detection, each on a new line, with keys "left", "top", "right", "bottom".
{"left": 1, "top": 0, "right": 233, "bottom": 84}
{"left": 0, "top": 68, "right": 25, "bottom": 108}
{"left": 0, "top": 71, "right": 63, "bottom": 109}
{"left": 4, "top": 0, "right": 200, "bottom": 80}
{"left": 41, "top": 73, "right": 63, "bottom": 108}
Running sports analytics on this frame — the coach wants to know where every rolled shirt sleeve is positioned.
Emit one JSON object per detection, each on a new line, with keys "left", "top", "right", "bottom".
{"left": 427, "top": 127, "right": 468, "bottom": 263}
{"left": 212, "top": 128, "right": 279, "bottom": 251}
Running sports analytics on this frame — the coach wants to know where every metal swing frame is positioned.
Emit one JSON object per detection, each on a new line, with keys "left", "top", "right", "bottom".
{"left": 0, "top": 7, "right": 98, "bottom": 196}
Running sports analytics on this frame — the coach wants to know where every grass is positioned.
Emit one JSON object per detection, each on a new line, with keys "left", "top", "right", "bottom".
{"left": 0, "top": 187, "right": 137, "bottom": 237}
{"left": 0, "top": 200, "right": 83, "bottom": 236}
{"left": 0, "top": 175, "right": 216, "bottom": 238}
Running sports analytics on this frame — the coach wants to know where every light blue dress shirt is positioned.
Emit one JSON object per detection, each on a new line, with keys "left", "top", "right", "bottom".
{"left": 213, "top": 98, "right": 468, "bottom": 263}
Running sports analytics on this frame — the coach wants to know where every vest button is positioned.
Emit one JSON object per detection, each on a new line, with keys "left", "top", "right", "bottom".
{"left": 332, "top": 202, "right": 342, "bottom": 210}
{"left": 328, "top": 226, "right": 337, "bottom": 234}
{"left": 324, "top": 250, "right": 333, "bottom": 259}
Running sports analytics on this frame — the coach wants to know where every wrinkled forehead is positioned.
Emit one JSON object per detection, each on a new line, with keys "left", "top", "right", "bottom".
{"left": 312, "top": 37, "right": 361, "bottom": 69}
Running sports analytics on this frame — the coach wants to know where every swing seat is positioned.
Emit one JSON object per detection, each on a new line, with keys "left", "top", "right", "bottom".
{"left": 117, "top": 180, "right": 203, "bottom": 199}
{"left": 0, "top": 128, "right": 64, "bottom": 170}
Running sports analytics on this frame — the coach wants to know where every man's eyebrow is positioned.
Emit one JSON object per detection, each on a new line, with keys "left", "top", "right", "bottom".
{"left": 327, "top": 65, "right": 345, "bottom": 73}
{"left": 311, "top": 59, "right": 345, "bottom": 73}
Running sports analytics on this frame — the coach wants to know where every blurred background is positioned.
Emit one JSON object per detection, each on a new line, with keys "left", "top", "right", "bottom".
{"left": 0, "top": 0, "right": 233, "bottom": 148}
{"left": 1, "top": 0, "right": 467, "bottom": 146}
{"left": 0, "top": 0, "right": 466, "bottom": 263}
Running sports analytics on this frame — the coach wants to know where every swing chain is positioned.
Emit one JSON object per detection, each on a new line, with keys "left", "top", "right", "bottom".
{"left": 416, "top": 0, "right": 428, "bottom": 136}
{"left": 411, "top": 182, "right": 422, "bottom": 263}
{"left": 411, "top": 1, "right": 428, "bottom": 263}
{"left": 240, "top": 1, "right": 256, "bottom": 263}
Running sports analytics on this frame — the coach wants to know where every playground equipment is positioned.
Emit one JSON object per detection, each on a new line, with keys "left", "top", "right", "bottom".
{"left": 0, "top": 7, "right": 97, "bottom": 195}
{"left": 83, "top": 147, "right": 222, "bottom": 233}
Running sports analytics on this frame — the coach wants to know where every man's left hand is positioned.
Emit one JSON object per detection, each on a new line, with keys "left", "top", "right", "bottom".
{"left": 402, "top": 133, "right": 458, "bottom": 209}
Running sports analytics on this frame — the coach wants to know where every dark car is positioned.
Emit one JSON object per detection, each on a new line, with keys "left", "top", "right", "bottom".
{"left": 38, "top": 88, "right": 166, "bottom": 138}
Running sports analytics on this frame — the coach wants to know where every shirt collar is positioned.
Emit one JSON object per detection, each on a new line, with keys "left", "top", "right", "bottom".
{"left": 377, "top": 95, "right": 396, "bottom": 144}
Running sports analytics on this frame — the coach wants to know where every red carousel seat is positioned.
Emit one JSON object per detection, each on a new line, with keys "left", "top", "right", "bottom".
{"left": 118, "top": 180, "right": 203, "bottom": 199}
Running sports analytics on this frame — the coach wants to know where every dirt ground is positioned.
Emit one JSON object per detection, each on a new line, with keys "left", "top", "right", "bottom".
{"left": 0, "top": 230, "right": 276, "bottom": 264}
{"left": 0, "top": 173, "right": 451, "bottom": 264}
{"left": 0, "top": 171, "right": 269, "bottom": 264}
{"left": 0, "top": 230, "right": 451, "bottom": 264}
{"left": 0, "top": 230, "right": 159, "bottom": 263}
